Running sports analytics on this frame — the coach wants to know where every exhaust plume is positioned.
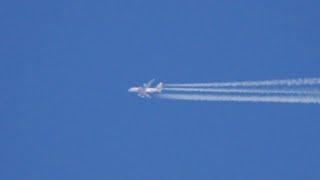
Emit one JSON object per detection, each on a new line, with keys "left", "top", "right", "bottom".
{"left": 163, "top": 87, "right": 320, "bottom": 95}
{"left": 165, "top": 78, "right": 320, "bottom": 87}
{"left": 158, "top": 94, "right": 320, "bottom": 104}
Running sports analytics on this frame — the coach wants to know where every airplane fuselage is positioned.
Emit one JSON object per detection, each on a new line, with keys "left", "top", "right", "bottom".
{"left": 128, "top": 87, "right": 161, "bottom": 94}
{"left": 128, "top": 80, "right": 163, "bottom": 98}
{"left": 128, "top": 87, "right": 141, "bottom": 92}
{"left": 145, "top": 87, "right": 161, "bottom": 93}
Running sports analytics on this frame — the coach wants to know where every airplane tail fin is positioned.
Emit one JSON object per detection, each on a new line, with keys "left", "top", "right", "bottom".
{"left": 156, "top": 83, "right": 163, "bottom": 93}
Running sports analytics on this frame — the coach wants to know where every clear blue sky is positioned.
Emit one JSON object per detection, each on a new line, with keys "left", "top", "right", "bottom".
{"left": 1, "top": 0, "right": 319, "bottom": 179}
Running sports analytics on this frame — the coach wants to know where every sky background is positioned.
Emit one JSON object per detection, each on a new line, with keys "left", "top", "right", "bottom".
{"left": 1, "top": 0, "right": 320, "bottom": 179}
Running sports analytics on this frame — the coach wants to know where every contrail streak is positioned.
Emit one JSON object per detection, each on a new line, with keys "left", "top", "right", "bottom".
{"left": 163, "top": 87, "right": 320, "bottom": 95}
{"left": 158, "top": 94, "right": 320, "bottom": 104}
{"left": 165, "top": 78, "right": 320, "bottom": 87}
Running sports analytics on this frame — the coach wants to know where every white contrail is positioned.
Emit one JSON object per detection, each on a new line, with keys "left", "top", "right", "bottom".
{"left": 158, "top": 94, "right": 320, "bottom": 104}
{"left": 165, "top": 78, "right": 320, "bottom": 87}
{"left": 163, "top": 87, "right": 320, "bottom": 95}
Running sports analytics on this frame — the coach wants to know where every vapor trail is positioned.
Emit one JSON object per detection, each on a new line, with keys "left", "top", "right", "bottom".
{"left": 165, "top": 78, "right": 320, "bottom": 87}
{"left": 158, "top": 94, "right": 320, "bottom": 104}
{"left": 163, "top": 87, "right": 320, "bottom": 95}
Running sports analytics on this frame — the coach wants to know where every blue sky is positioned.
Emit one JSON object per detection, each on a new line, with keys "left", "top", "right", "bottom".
{"left": 1, "top": 0, "right": 320, "bottom": 179}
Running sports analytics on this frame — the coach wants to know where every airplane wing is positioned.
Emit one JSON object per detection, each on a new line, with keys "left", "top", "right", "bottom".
{"left": 136, "top": 88, "right": 149, "bottom": 97}
{"left": 143, "top": 79, "right": 155, "bottom": 89}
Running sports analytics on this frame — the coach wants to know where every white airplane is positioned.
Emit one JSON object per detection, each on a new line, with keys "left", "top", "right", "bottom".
{"left": 128, "top": 79, "right": 163, "bottom": 98}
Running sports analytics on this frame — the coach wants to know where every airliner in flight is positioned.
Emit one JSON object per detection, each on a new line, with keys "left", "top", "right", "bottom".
{"left": 128, "top": 79, "right": 163, "bottom": 98}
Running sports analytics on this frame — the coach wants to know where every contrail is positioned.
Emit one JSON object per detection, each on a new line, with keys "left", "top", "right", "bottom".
{"left": 165, "top": 78, "right": 320, "bottom": 87}
{"left": 157, "top": 94, "right": 320, "bottom": 104}
{"left": 163, "top": 87, "right": 320, "bottom": 95}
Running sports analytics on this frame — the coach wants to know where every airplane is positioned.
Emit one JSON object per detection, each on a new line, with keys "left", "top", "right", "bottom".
{"left": 128, "top": 79, "right": 163, "bottom": 98}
